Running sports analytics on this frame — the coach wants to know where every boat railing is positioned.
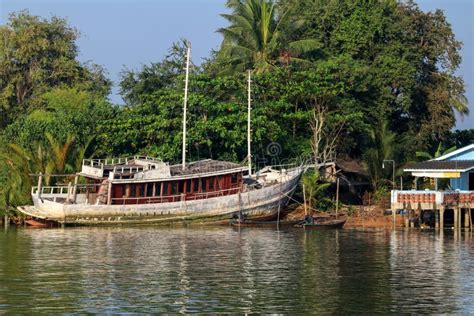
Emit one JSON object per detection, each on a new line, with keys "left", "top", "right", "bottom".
{"left": 32, "top": 183, "right": 102, "bottom": 195}
{"left": 32, "top": 186, "right": 71, "bottom": 195}
{"left": 267, "top": 162, "right": 299, "bottom": 170}
{"left": 132, "top": 156, "right": 163, "bottom": 163}
{"left": 112, "top": 165, "right": 146, "bottom": 174}
{"left": 82, "top": 156, "right": 163, "bottom": 168}
{"left": 82, "top": 157, "right": 130, "bottom": 168}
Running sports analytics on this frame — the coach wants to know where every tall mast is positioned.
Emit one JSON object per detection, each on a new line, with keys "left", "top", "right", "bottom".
{"left": 247, "top": 70, "right": 252, "bottom": 176}
{"left": 182, "top": 43, "right": 191, "bottom": 170}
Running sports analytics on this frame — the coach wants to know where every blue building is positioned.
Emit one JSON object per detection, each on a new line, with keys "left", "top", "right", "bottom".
{"left": 391, "top": 143, "right": 474, "bottom": 229}
{"left": 404, "top": 143, "right": 474, "bottom": 191}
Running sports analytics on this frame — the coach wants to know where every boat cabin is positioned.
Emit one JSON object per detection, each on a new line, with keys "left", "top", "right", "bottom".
{"left": 78, "top": 157, "right": 248, "bottom": 205}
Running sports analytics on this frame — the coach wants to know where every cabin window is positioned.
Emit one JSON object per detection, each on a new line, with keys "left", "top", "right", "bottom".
{"left": 194, "top": 179, "right": 199, "bottom": 192}
{"left": 162, "top": 182, "right": 168, "bottom": 196}
{"left": 209, "top": 177, "right": 214, "bottom": 190}
{"left": 172, "top": 182, "right": 178, "bottom": 195}
{"left": 186, "top": 180, "right": 192, "bottom": 193}
{"left": 231, "top": 173, "right": 238, "bottom": 184}
{"left": 201, "top": 178, "right": 206, "bottom": 192}
{"left": 179, "top": 181, "right": 184, "bottom": 193}
{"left": 138, "top": 184, "right": 145, "bottom": 197}
{"left": 147, "top": 184, "right": 154, "bottom": 197}
{"left": 130, "top": 184, "right": 136, "bottom": 197}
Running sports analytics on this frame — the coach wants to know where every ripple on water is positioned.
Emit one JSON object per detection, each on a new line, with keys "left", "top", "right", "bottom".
{"left": 0, "top": 227, "right": 472, "bottom": 314}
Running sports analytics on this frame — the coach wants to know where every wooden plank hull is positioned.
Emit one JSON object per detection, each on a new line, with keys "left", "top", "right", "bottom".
{"left": 20, "top": 168, "right": 303, "bottom": 226}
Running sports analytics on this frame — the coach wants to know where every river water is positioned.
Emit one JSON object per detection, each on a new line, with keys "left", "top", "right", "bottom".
{"left": 0, "top": 226, "right": 472, "bottom": 314}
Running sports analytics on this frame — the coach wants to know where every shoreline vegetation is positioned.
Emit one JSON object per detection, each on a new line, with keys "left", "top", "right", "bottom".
{"left": 1, "top": 0, "right": 473, "bottom": 225}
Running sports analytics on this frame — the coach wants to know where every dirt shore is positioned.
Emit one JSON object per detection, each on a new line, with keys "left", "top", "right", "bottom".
{"left": 286, "top": 204, "right": 405, "bottom": 228}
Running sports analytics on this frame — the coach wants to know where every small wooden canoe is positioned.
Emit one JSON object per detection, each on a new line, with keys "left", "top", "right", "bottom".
{"left": 295, "top": 218, "right": 346, "bottom": 229}
{"left": 230, "top": 219, "right": 302, "bottom": 228}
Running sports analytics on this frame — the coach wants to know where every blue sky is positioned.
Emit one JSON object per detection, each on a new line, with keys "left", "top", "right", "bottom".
{"left": 0, "top": 0, "right": 473, "bottom": 129}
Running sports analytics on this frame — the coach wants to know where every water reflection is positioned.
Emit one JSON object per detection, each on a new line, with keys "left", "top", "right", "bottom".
{"left": 0, "top": 227, "right": 472, "bottom": 313}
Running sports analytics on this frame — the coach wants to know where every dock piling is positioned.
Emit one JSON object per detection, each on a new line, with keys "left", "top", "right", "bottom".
{"left": 4, "top": 215, "right": 9, "bottom": 229}
{"left": 464, "top": 209, "right": 470, "bottom": 229}
{"left": 440, "top": 207, "right": 445, "bottom": 230}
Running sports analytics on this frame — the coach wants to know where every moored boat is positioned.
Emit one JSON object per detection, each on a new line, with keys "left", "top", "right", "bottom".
{"left": 17, "top": 46, "right": 304, "bottom": 226}
{"left": 18, "top": 158, "right": 303, "bottom": 225}
{"left": 230, "top": 218, "right": 302, "bottom": 228}
{"left": 295, "top": 216, "right": 347, "bottom": 229}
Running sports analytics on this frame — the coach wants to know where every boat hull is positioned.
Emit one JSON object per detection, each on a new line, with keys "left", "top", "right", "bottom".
{"left": 20, "top": 168, "right": 303, "bottom": 225}
{"left": 296, "top": 218, "right": 347, "bottom": 229}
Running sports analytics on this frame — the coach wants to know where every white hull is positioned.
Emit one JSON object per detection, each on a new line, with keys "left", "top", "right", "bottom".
{"left": 20, "top": 167, "right": 303, "bottom": 225}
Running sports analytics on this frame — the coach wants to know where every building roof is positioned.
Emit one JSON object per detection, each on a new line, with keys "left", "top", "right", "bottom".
{"left": 434, "top": 143, "right": 474, "bottom": 161}
{"left": 404, "top": 160, "right": 474, "bottom": 172}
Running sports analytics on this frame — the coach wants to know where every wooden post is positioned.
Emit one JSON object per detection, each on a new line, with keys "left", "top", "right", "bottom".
{"left": 392, "top": 207, "right": 396, "bottom": 226}
{"left": 303, "top": 183, "right": 308, "bottom": 216}
{"left": 454, "top": 207, "right": 459, "bottom": 229}
{"left": 335, "top": 177, "right": 340, "bottom": 220}
{"left": 406, "top": 203, "right": 412, "bottom": 228}
{"left": 67, "top": 182, "right": 72, "bottom": 203}
{"left": 434, "top": 204, "right": 439, "bottom": 229}
{"left": 4, "top": 215, "right": 9, "bottom": 229}
{"left": 277, "top": 181, "right": 282, "bottom": 229}
{"left": 440, "top": 207, "right": 445, "bottom": 230}
{"left": 107, "top": 181, "right": 112, "bottom": 205}
{"left": 72, "top": 175, "right": 78, "bottom": 203}
{"left": 468, "top": 208, "right": 472, "bottom": 231}
{"left": 464, "top": 208, "right": 469, "bottom": 228}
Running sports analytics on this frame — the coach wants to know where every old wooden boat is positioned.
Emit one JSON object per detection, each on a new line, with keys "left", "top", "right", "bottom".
{"left": 18, "top": 158, "right": 303, "bottom": 226}
{"left": 230, "top": 218, "right": 302, "bottom": 228}
{"left": 17, "top": 48, "right": 304, "bottom": 226}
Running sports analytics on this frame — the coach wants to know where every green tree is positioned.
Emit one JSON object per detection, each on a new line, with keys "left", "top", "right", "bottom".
{"left": 0, "top": 11, "right": 111, "bottom": 127}
{"left": 217, "top": 0, "right": 319, "bottom": 74}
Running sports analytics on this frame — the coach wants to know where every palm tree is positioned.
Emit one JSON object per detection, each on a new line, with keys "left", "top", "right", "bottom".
{"left": 218, "top": 0, "right": 320, "bottom": 74}
{"left": 301, "top": 170, "right": 331, "bottom": 211}
{"left": 0, "top": 133, "right": 79, "bottom": 210}
{"left": 44, "top": 132, "right": 76, "bottom": 185}
{"left": 363, "top": 120, "right": 395, "bottom": 191}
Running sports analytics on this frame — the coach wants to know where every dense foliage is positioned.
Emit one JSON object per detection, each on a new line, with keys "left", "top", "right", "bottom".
{"left": 0, "top": 0, "right": 472, "bottom": 214}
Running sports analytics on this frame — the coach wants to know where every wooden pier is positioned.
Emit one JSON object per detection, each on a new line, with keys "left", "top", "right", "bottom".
{"left": 390, "top": 190, "right": 474, "bottom": 229}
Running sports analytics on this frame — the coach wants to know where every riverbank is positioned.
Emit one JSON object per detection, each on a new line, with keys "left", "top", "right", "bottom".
{"left": 4, "top": 203, "right": 405, "bottom": 229}
{"left": 285, "top": 204, "right": 405, "bottom": 229}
